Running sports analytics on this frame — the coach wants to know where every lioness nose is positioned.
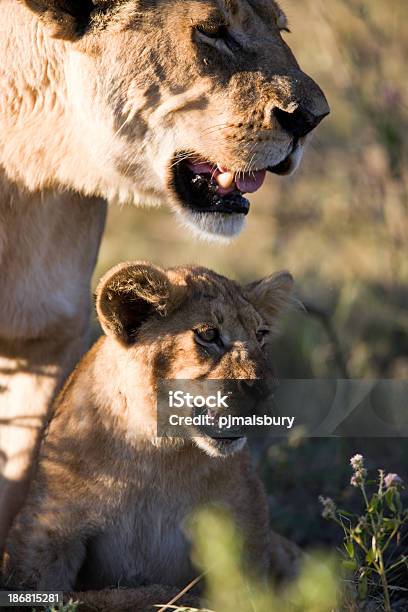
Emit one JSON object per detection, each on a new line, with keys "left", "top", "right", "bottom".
{"left": 273, "top": 105, "right": 329, "bottom": 139}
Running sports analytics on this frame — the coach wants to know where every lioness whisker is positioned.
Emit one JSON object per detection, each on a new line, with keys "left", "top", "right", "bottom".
{"left": 201, "top": 123, "right": 230, "bottom": 136}
{"left": 169, "top": 153, "right": 202, "bottom": 169}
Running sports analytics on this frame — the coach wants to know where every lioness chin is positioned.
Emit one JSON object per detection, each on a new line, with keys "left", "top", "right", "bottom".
{"left": 3, "top": 262, "right": 300, "bottom": 610}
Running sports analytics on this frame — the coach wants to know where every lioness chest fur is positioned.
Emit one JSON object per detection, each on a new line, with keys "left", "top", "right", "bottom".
{"left": 4, "top": 262, "right": 296, "bottom": 598}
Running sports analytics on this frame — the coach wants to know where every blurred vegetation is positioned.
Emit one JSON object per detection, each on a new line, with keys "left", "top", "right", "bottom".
{"left": 92, "top": 0, "right": 408, "bottom": 602}
{"left": 169, "top": 501, "right": 408, "bottom": 612}
{"left": 187, "top": 509, "right": 339, "bottom": 612}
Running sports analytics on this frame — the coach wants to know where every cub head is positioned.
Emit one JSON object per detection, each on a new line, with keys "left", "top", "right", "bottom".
{"left": 21, "top": 0, "right": 329, "bottom": 239}
{"left": 95, "top": 261, "right": 294, "bottom": 456}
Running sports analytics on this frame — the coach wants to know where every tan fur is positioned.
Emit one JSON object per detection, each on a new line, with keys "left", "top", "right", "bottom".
{"left": 0, "top": 0, "right": 328, "bottom": 554}
{"left": 3, "top": 263, "right": 300, "bottom": 610}
{"left": 0, "top": 184, "right": 107, "bottom": 557}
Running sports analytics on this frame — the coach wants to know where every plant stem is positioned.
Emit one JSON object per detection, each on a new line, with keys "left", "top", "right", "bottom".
{"left": 360, "top": 482, "right": 392, "bottom": 611}
{"left": 378, "top": 553, "right": 392, "bottom": 612}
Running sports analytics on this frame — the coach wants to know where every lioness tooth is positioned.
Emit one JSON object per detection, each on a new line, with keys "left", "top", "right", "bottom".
{"left": 215, "top": 171, "right": 235, "bottom": 189}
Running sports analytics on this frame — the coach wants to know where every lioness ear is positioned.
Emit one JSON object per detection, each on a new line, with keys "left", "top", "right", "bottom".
{"left": 21, "top": 0, "right": 96, "bottom": 40}
{"left": 245, "top": 271, "right": 294, "bottom": 326}
{"left": 96, "top": 262, "right": 175, "bottom": 345}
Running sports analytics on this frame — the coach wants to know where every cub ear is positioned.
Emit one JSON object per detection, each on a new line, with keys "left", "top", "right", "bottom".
{"left": 21, "top": 0, "right": 96, "bottom": 40}
{"left": 96, "top": 262, "right": 177, "bottom": 346}
{"left": 244, "top": 271, "right": 295, "bottom": 326}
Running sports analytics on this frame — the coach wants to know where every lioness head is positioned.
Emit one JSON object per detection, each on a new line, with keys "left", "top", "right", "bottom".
{"left": 95, "top": 261, "right": 293, "bottom": 456}
{"left": 22, "top": 0, "right": 329, "bottom": 239}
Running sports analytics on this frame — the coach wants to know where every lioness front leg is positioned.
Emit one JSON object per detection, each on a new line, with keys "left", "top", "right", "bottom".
{"left": 0, "top": 192, "right": 107, "bottom": 556}
{"left": 0, "top": 333, "right": 89, "bottom": 560}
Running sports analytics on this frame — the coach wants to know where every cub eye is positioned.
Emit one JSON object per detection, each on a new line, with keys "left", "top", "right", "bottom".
{"left": 256, "top": 329, "right": 270, "bottom": 344}
{"left": 194, "top": 327, "right": 222, "bottom": 346}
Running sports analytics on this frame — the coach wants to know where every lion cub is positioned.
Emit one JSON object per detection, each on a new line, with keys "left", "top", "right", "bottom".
{"left": 4, "top": 262, "right": 296, "bottom": 609}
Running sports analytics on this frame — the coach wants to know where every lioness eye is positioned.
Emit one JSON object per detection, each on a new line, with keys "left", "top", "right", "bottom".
{"left": 276, "top": 14, "right": 291, "bottom": 33}
{"left": 194, "top": 327, "right": 222, "bottom": 345}
{"left": 195, "top": 22, "right": 241, "bottom": 52}
{"left": 196, "top": 23, "right": 228, "bottom": 39}
{"left": 256, "top": 329, "right": 270, "bottom": 343}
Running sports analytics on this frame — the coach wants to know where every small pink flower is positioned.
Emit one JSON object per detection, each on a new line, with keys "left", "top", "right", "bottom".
{"left": 350, "top": 469, "right": 367, "bottom": 487}
{"left": 384, "top": 473, "right": 403, "bottom": 489}
{"left": 319, "top": 495, "right": 336, "bottom": 519}
{"left": 350, "top": 454, "right": 364, "bottom": 471}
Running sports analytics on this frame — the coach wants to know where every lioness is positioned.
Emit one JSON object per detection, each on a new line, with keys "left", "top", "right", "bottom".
{"left": 0, "top": 0, "right": 329, "bottom": 552}
{"left": 4, "top": 262, "right": 297, "bottom": 611}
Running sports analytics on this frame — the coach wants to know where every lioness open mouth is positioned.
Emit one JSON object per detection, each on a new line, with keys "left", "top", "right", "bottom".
{"left": 172, "top": 151, "right": 295, "bottom": 219}
{"left": 172, "top": 147, "right": 296, "bottom": 236}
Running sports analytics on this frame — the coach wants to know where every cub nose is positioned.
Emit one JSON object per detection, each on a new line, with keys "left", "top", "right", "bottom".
{"left": 273, "top": 105, "right": 329, "bottom": 139}
{"left": 239, "top": 379, "right": 270, "bottom": 400}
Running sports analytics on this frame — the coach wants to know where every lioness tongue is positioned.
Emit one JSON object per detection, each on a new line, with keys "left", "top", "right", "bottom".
{"left": 235, "top": 170, "right": 266, "bottom": 193}
{"left": 216, "top": 169, "right": 266, "bottom": 194}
